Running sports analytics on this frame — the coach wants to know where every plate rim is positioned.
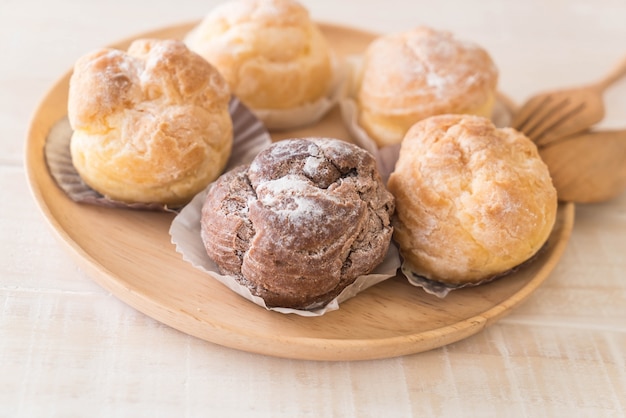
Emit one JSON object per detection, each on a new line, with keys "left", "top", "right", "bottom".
{"left": 24, "top": 21, "right": 576, "bottom": 361}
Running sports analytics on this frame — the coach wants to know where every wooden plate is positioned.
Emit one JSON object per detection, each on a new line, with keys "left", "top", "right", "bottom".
{"left": 25, "top": 22, "right": 575, "bottom": 361}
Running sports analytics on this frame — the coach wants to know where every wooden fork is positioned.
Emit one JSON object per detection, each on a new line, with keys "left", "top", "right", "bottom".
{"left": 512, "top": 56, "right": 626, "bottom": 146}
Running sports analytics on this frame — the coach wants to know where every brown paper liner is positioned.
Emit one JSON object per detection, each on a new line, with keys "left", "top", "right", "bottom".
{"left": 44, "top": 97, "right": 271, "bottom": 212}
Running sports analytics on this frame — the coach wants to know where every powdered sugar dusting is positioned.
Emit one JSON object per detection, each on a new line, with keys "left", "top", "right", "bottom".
{"left": 257, "top": 175, "right": 322, "bottom": 213}
{"left": 303, "top": 155, "right": 323, "bottom": 177}
{"left": 253, "top": 0, "right": 292, "bottom": 18}
{"left": 361, "top": 26, "right": 497, "bottom": 111}
{"left": 426, "top": 72, "right": 449, "bottom": 92}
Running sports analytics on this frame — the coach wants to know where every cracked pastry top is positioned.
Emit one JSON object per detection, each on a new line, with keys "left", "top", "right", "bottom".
{"left": 184, "top": 0, "right": 333, "bottom": 111}
{"left": 68, "top": 39, "right": 233, "bottom": 206}
{"left": 200, "top": 137, "right": 395, "bottom": 309}
{"left": 388, "top": 114, "right": 557, "bottom": 285}
{"left": 356, "top": 26, "right": 499, "bottom": 147}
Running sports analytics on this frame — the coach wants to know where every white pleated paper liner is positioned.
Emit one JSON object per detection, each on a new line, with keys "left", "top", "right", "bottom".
{"left": 44, "top": 97, "right": 272, "bottom": 212}
{"left": 169, "top": 186, "right": 401, "bottom": 317}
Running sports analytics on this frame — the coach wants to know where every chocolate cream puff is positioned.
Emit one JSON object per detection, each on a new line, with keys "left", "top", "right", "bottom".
{"left": 200, "top": 137, "right": 395, "bottom": 309}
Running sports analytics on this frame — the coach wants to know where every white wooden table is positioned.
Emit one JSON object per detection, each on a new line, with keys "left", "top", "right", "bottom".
{"left": 2, "top": 0, "right": 625, "bottom": 416}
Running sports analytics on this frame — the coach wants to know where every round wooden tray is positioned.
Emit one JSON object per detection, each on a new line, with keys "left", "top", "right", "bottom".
{"left": 25, "top": 21, "right": 575, "bottom": 361}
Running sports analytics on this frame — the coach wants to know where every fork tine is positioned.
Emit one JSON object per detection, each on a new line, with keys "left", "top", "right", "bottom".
{"left": 512, "top": 95, "right": 552, "bottom": 131}
{"left": 520, "top": 96, "right": 571, "bottom": 137}
{"left": 529, "top": 101, "right": 586, "bottom": 145}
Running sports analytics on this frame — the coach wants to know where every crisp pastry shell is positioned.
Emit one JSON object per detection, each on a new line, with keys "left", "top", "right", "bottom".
{"left": 45, "top": 98, "right": 270, "bottom": 211}
{"left": 353, "top": 26, "right": 499, "bottom": 147}
{"left": 67, "top": 39, "right": 235, "bottom": 207}
{"left": 184, "top": 0, "right": 344, "bottom": 130}
{"left": 169, "top": 186, "right": 400, "bottom": 316}
{"left": 340, "top": 56, "right": 512, "bottom": 182}
{"left": 387, "top": 114, "right": 558, "bottom": 291}
{"left": 247, "top": 56, "right": 347, "bottom": 130}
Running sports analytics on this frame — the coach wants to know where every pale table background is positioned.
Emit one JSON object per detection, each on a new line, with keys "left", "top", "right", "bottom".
{"left": 2, "top": 0, "right": 626, "bottom": 417}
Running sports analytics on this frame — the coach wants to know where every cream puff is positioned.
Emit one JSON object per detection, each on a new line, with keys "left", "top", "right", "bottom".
{"left": 388, "top": 114, "right": 557, "bottom": 286}
{"left": 184, "top": 0, "right": 333, "bottom": 117}
{"left": 357, "top": 26, "right": 498, "bottom": 147}
{"left": 200, "top": 137, "right": 395, "bottom": 309}
{"left": 67, "top": 39, "right": 233, "bottom": 206}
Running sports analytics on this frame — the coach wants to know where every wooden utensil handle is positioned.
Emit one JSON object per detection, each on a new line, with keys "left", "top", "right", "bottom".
{"left": 596, "top": 55, "right": 626, "bottom": 91}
